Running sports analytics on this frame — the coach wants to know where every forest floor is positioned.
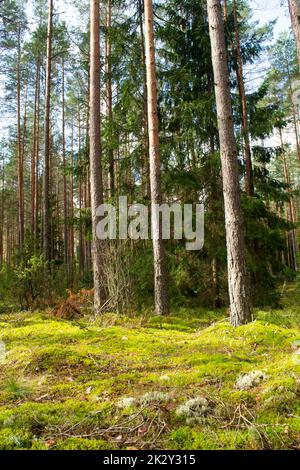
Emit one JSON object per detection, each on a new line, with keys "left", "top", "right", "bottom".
{"left": 0, "top": 284, "right": 300, "bottom": 450}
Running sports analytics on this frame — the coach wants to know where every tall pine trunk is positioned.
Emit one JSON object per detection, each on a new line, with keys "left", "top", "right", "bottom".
{"left": 69, "top": 123, "right": 75, "bottom": 283}
{"left": 279, "top": 127, "right": 298, "bottom": 271}
{"left": 144, "top": 0, "right": 169, "bottom": 315}
{"left": 77, "top": 108, "right": 85, "bottom": 274}
{"left": 105, "top": 0, "right": 114, "bottom": 197}
{"left": 35, "top": 61, "right": 41, "bottom": 244}
{"left": 61, "top": 59, "right": 68, "bottom": 270}
{"left": 207, "top": 0, "right": 251, "bottom": 326}
{"left": 43, "top": 0, "right": 53, "bottom": 262}
{"left": 31, "top": 60, "right": 40, "bottom": 239}
{"left": 138, "top": 0, "right": 150, "bottom": 200}
{"left": 289, "top": 0, "right": 300, "bottom": 68}
{"left": 233, "top": 0, "right": 254, "bottom": 196}
{"left": 17, "top": 23, "right": 24, "bottom": 251}
{"left": 89, "top": 0, "right": 107, "bottom": 313}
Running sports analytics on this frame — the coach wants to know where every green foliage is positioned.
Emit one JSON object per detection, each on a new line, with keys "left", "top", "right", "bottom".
{"left": 3, "top": 377, "right": 31, "bottom": 399}
{"left": 0, "top": 254, "right": 70, "bottom": 310}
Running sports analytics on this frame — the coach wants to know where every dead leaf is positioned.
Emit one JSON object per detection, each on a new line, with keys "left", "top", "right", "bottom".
{"left": 138, "top": 425, "right": 148, "bottom": 436}
{"left": 45, "top": 439, "right": 56, "bottom": 448}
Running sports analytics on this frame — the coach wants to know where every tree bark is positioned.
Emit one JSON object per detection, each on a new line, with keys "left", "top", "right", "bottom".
{"left": 17, "top": 22, "right": 24, "bottom": 251}
{"left": 0, "top": 157, "right": 4, "bottom": 265}
{"left": 31, "top": 60, "right": 40, "bottom": 238}
{"left": 61, "top": 58, "right": 69, "bottom": 269}
{"left": 35, "top": 61, "right": 41, "bottom": 244}
{"left": 207, "top": 0, "right": 251, "bottom": 326}
{"left": 144, "top": 0, "right": 169, "bottom": 315}
{"left": 138, "top": 0, "right": 150, "bottom": 199}
{"left": 89, "top": 0, "right": 107, "bottom": 313}
{"left": 78, "top": 107, "right": 85, "bottom": 274}
{"left": 105, "top": 0, "right": 114, "bottom": 197}
{"left": 68, "top": 122, "right": 75, "bottom": 283}
{"left": 289, "top": 0, "right": 300, "bottom": 69}
{"left": 233, "top": 0, "right": 254, "bottom": 197}
{"left": 21, "top": 84, "right": 27, "bottom": 241}
{"left": 279, "top": 127, "right": 298, "bottom": 271}
{"left": 43, "top": 0, "right": 53, "bottom": 262}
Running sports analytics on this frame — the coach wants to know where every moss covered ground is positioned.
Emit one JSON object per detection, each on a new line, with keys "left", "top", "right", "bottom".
{"left": 0, "top": 283, "right": 300, "bottom": 450}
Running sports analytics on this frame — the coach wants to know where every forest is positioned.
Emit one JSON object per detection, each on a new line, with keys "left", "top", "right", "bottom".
{"left": 0, "top": 0, "right": 300, "bottom": 453}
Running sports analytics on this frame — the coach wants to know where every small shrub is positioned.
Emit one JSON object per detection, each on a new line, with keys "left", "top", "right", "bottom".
{"left": 3, "top": 377, "right": 31, "bottom": 399}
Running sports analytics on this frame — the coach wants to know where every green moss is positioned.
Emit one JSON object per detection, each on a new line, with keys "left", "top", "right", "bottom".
{"left": 0, "top": 428, "right": 33, "bottom": 450}
{"left": 53, "top": 438, "right": 114, "bottom": 450}
{"left": 2, "top": 377, "right": 32, "bottom": 400}
{"left": 0, "top": 285, "right": 299, "bottom": 449}
{"left": 168, "top": 427, "right": 255, "bottom": 450}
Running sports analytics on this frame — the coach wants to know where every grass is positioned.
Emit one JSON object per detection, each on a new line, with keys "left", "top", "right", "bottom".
{"left": 0, "top": 283, "right": 299, "bottom": 450}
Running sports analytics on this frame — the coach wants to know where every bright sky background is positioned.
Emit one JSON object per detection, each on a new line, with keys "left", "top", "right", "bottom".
{"left": 248, "top": 1, "right": 294, "bottom": 148}
{"left": 250, "top": 0, "right": 291, "bottom": 38}
{"left": 29, "top": 1, "right": 292, "bottom": 39}
{"left": 0, "top": 0, "right": 293, "bottom": 138}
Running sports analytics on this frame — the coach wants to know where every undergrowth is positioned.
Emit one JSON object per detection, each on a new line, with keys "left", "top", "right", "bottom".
{"left": 0, "top": 283, "right": 299, "bottom": 450}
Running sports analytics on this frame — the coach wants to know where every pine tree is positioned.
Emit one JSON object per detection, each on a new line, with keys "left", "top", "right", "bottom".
{"left": 43, "top": 0, "right": 53, "bottom": 262}
{"left": 288, "top": 0, "right": 300, "bottom": 68}
{"left": 207, "top": 0, "right": 251, "bottom": 326}
{"left": 144, "top": 0, "right": 169, "bottom": 315}
{"left": 89, "top": 0, "right": 107, "bottom": 313}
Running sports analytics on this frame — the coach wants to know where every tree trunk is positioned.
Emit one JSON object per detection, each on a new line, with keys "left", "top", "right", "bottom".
{"left": 138, "top": 0, "right": 150, "bottom": 199}
{"left": 144, "top": 0, "right": 169, "bottom": 315}
{"left": 31, "top": 60, "right": 40, "bottom": 239}
{"left": 0, "top": 157, "right": 4, "bottom": 265}
{"left": 85, "top": 110, "right": 92, "bottom": 279}
{"left": 289, "top": 0, "right": 300, "bottom": 68}
{"left": 285, "top": 59, "right": 300, "bottom": 166}
{"left": 43, "top": 0, "right": 53, "bottom": 262}
{"left": 35, "top": 61, "right": 41, "bottom": 244}
{"left": 233, "top": 0, "right": 254, "bottom": 197}
{"left": 69, "top": 123, "right": 75, "bottom": 283}
{"left": 105, "top": 0, "right": 114, "bottom": 197}
{"left": 17, "top": 23, "right": 24, "bottom": 251}
{"left": 207, "top": 0, "right": 251, "bottom": 326}
{"left": 223, "top": 0, "right": 227, "bottom": 18}
{"left": 78, "top": 107, "right": 85, "bottom": 273}
{"left": 61, "top": 58, "right": 68, "bottom": 269}
{"left": 21, "top": 84, "right": 27, "bottom": 241}
{"left": 89, "top": 0, "right": 107, "bottom": 313}
{"left": 279, "top": 128, "right": 298, "bottom": 271}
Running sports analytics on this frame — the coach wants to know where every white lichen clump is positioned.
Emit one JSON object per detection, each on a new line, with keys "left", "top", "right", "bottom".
{"left": 235, "top": 370, "right": 266, "bottom": 390}
{"left": 117, "top": 391, "right": 171, "bottom": 409}
{"left": 176, "top": 397, "right": 210, "bottom": 424}
{"left": 117, "top": 396, "right": 136, "bottom": 409}
{"left": 140, "top": 391, "right": 170, "bottom": 404}
{"left": 159, "top": 375, "right": 171, "bottom": 382}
